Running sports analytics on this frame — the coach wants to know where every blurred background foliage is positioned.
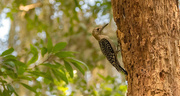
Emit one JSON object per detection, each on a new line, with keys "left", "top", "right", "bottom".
{"left": 0, "top": 0, "right": 127, "bottom": 95}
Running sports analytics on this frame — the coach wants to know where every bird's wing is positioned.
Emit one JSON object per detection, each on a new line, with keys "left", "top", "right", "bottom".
{"left": 99, "top": 38, "right": 116, "bottom": 64}
{"left": 99, "top": 38, "right": 128, "bottom": 75}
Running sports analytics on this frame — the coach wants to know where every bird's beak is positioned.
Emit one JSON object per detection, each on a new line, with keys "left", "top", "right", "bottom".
{"left": 100, "top": 23, "right": 109, "bottom": 33}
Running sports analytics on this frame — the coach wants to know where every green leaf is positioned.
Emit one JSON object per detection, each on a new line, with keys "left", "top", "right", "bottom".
{"left": 14, "top": 61, "right": 26, "bottom": 68}
{"left": 52, "top": 69, "right": 68, "bottom": 84}
{"left": 41, "top": 47, "right": 47, "bottom": 57}
{"left": 52, "top": 42, "right": 67, "bottom": 53}
{"left": 64, "top": 61, "right": 73, "bottom": 78}
{"left": 66, "top": 58, "right": 89, "bottom": 74}
{"left": 2, "top": 88, "right": 10, "bottom": 96}
{"left": 17, "top": 66, "right": 25, "bottom": 75}
{"left": 6, "top": 70, "right": 17, "bottom": 79}
{"left": 29, "top": 71, "right": 53, "bottom": 81}
{"left": 3, "top": 55, "right": 16, "bottom": 60}
{"left": 18, "top": 76, "right": 32, "bottom": 81}
{"left": 21, "top": 83, "right": 37, "bottom": 93}
{"left": 7, "top": 84, "right": 18, "bottom": 96}
{"left": 73, "top": 59, "right": 88, "bottom": 69}
{"left": 27, "top": 45, "right": 38, "bottom": 65}
{"left": 53, "top": 61, "right": 65, "bottom": 69}
{"left": 119, "top": 85, "right": 127, "bottom": 92}
{"left": 30, "top": 44, "right": 38, "bottom": 54}
{"left": 105, "top": 87, "right": 112, "bottom": 92}
{"left": 47, "top": 37, "right": 53, "bottom": 53}
{"left": 27, "top": 54, "right": 38, "bottom": 65}
{"left": 71, "top": 62, "right": 84, "bottom": 75}
{"left": 1, "top": 48, "right": 14, "bottom": 56}
{"left": 66, "top": 58, "right": 87, "bottom": 75}
{"left": 51, "top": 69, "right": 60, "bottom": 81}
{"left": 40, "top": 63, "right": 60, "bottom": 69}
{"left": 98, "top": 74, "right": 106, "bottom": 80}
{"left": 0, "top": 79, "right": 7, "bottom": 83}
{"left": 4, "top": 61, "right": 15, "bottom": 68}
{"left": 6, "top": 12, "right": 14, "bottom": 20}
{"left": 43, "top": 78, "right": 51, "bottom": 84}
{"left": 55, "top": 51, "right": 74, "bottom": 58}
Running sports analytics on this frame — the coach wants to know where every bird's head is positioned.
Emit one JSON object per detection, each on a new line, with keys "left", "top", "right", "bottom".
{"left": 92, "top": 23, "right": 108, "bottom": 40}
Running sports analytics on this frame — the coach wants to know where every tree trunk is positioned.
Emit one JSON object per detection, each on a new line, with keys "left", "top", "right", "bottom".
{"left": 111, "top": 0, "right": 180, "bottom": 96}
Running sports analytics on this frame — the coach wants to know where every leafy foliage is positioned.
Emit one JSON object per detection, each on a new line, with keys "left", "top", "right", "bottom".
{"left": 0, "top": 38, "right": 87, "bottom": 95}
{"left": 71, "top": 74, "right": 127, "bottom": 96}
{"left": 0, "top": 0, "right": 127, "bottom": 95}
{"left": 1, "top": 48, "right": 14, "bottom": 56}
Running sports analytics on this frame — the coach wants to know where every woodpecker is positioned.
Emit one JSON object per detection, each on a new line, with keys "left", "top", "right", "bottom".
{"left": 92, "top": 23, "right": 128, "bottom": 75}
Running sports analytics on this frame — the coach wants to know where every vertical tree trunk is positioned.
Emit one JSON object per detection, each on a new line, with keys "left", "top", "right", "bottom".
{"left": 111, "top": 0, "right": 179, "bottom": 96}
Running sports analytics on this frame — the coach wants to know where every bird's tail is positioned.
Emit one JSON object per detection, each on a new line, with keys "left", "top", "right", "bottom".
{"left": 115, "top": 60, "right": 128, "bottom": 75}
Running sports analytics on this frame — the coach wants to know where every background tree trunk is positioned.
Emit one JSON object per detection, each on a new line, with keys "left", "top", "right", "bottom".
{"left": 111, "top": 0, "right": 180, "bottom": 96}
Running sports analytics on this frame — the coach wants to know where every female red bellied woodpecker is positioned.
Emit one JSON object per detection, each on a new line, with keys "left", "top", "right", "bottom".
{"left": 92, "top": 23, "right": 128, "bottom": 75}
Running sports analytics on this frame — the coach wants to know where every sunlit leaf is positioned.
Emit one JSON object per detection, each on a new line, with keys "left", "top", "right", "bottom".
{"left": 119, "top": 85, "right": 127, "bottom": 92}
{"left": 57, "top": 86, "right": 68, "bottom": 94}
{"left": 105, "top": 87, "right": 112, "bottom": 92}
{"left": 64, "top": 61, "right": 73, "bottom": 78}
{"left": 1, "top": 48, "right": 14, "bottom": 56}
{"left": 52, "top": 42, "right": 67, "bottom": 53}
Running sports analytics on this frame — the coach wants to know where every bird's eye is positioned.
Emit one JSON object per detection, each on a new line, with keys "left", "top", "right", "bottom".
{"left": 97, "top": 28, "right": 100, "bottom": 31}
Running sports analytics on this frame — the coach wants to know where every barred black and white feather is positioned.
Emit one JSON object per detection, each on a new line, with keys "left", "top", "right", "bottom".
{"left": 99, "top": 38, "right": 128, "bottom": 75}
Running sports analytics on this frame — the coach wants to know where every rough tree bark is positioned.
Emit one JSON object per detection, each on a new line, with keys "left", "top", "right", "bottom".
{"left": 111, "top": 0, "right": 179, "bottom": 96}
